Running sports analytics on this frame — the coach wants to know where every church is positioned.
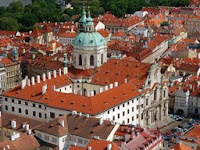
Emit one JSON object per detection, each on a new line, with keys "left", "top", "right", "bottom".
{"left": 1, "top": 8, "right": 169, "bottom": 129}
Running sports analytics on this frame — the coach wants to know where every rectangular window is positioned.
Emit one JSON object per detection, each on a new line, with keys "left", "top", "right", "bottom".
{"left": 39, "top": 113, "right": 42, "bottom": 118}
{"left": 18, "top": 100, "right": 21, "bottom": 104}
{"left": 39, "top": 105, "right": 42, "bottom": 108}
{"left": 118, "top": 114, "right": 120, "bottom": 119}
{"left": 127, "top": 109, "right": 129, "bottom": 114}
{"left": 52, "top": 137, "right": 57, "bottom": 143}
{"left": 137, "top": 105, "right": 139, "bottom": 110}
{"left": 137, "top": 114, "right": 139, "bottom": 119}
{"left": 78, "top": 138, "right": 83, "bottom": 144}
{"left": 25, "top": 110, "right": 28, "bottom": 115}
{"left": 12, "top": 99, "right": 14, "bottom": 103}
{"left": 113, "top": 116, "right": 115, "bottom": 120}
{"left": 113, "top": 108, "right": 115, "bottom": 112}
{"left": 123, "top": 104, "right": 125, "bottom": 107}
{"left": 50, "top": 112, "right": 55, "bottom": 118}
{"left": 132, "top": 116, "right": 134, "bottom": 121}
{"left": 12, "top": 107, "right": 15, "bottom": 112}
{"left": 33, "top": 103, "right": 35, "bottom": 107}
{"left": 18, "top": 108, "right": 21, "bottom": 113}
{"left": 45, "top": 135, "right": 49, "bottom": 140}
{"left": 33, "top": 111, "right": 36, "bottom": 116}
{"left": 25, "top": 102, "right": 28, "bottom": 106}
{"left": 127, "top": 119, "right": 130, "bottom": 123}
{"left": 5, "top": 98, "right": 7, "bottom": 101}
{"left": 141, "top": 113, "right": 143, "bottom": 120}
{"left": 108, "top": 110, "right": 110, "bottom": 114}
{"left": 132, "top": 107, "right": 134, "bottom": 112}
{"left": 123, "top": 111, "right": 125, "bottom": 116}
{"left": 5, "top": 105, "right": 8, "bottom": 110}
{"left": 37, "top": 133, "right": 42, "bottom": 138}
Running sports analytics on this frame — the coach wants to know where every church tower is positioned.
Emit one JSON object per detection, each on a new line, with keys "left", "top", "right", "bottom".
{"left": 73, "top": 7, "right": 107, "bottom": 70}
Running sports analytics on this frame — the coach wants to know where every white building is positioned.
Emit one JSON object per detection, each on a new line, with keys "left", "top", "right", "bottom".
{"left": 0, "top": 67, "right": 6, "bottom": 94}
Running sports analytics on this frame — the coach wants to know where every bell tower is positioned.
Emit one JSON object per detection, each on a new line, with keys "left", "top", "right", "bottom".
{"left": 73, "top": 7, "right": 107, "bottom": 70}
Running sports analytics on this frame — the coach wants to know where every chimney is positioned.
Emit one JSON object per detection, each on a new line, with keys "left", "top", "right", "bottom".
{"left": 11, "top": 120, "right": 16, "bottom": 129}
{"left": 42, "top": 73, "right": 46, "bottom": 81}
{"left": 114, "top": 82, "right": 118, "bottom": 87}
{"left": 79, "top": 112, "right": 82, "bottom": 116}
{"left": 88, "top": 146, "right": 92, "bottom": 150}
{"left": 36, "top": 75, "right": 40, "bottom": 84}
{"left": 31, "top": 76, "right": 35, "bottom": 85}
{"left": 86, "top": 92, "right": 90, "bottom": 97}
{"left": 52, "top": 85, "right": 56, "bottom": 91}
{"left": 107, "top": 144, "right": 112, "bottom": 150}
{"left": 60, "top": 120, "right": 64, "bottom": 127}
{"left": 99, "top": 87, "right": 104, "bottom": 93}
{"left": 53, "top": 70, "right": 57, "bottom": 78}
{"left": 59, "top": 69, "right": 62, "bottom": 76}
{"left": 27, "top": 79, "right": 30, "bottom": 86}
{"left": 42, "top": 84, "right": 47, "bottom": 94}
{"left": 125, "top": 78, "right": 128, "bottom": 83}
{"left": 21, "top": 79, "right": 26, "bottom": 89}
{"left": 27, "top": 129, "right": 32, "bottom": 135}
{"left": 47, "top": 72, "right": 51, "bottom": 80}
{"left": 105, "top": 86, "right": 108, "bottom": 91}
{"left": 99, "top": 118, "right": 103, "bottom": 125}
{"left": 25, "top": 124, "right": 29, "bottom": 131}
{"left": 91, "top": 91, "right": 94, "bottom": 96}
{"left": 109, "top": 84, "right": 113, "bottom": 89}
{"left": 63, "top": 67, "right": 68, "bottom": 75}
{"left": 86, "top": 114, "right": 90, "bottom": 118}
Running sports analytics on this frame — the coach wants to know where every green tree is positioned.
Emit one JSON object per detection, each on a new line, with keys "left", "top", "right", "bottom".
{"left": 0, "top": 17, "right": 21, "bottom": 31}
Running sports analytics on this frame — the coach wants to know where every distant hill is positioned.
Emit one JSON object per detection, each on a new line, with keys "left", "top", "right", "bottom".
{"left": 0, "top": 0, "right": 32, "bottom": 7}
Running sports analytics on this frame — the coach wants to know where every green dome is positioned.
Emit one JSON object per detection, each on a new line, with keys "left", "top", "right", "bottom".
{"left": 73, "top": 32, "right": 106, "bottom": 47}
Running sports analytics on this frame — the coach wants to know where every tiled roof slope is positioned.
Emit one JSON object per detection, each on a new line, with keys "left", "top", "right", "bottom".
{"left": 35, "top": 114, "right": 115, "bottom": 139}
{"left": 0, "top": 133, "right": 40, "bottom": 150}
{"left": 91, "top": 59, "right": 151, "bottom": 86}
{"left": 69, "top": 139, "right": 120, "bottom": 150}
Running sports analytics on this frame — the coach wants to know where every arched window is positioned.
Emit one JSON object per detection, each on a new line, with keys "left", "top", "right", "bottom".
{"left": 90, "top": 55, "right": 94, "bottom": 66}
{"left": 79, "top": 55, "right": 82, "bottom": 66}
{"left": 93, "top": 90, "right": 96, "bottom": 95}
{"left": 83, "top": 88, "right": 86, "bottom": 96}
{"left": 101, "top": 54, "right": 103, "bottom": 64}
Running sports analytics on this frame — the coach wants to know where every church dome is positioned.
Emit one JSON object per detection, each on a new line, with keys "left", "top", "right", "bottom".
{"left": 73, "top": 32, "right": 106, "bottom": 47}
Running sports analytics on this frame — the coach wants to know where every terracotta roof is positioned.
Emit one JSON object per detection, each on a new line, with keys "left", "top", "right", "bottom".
{"left": 0, "top": 133, "right": 40, "bottom": 150}
{"left": 171, "top": 143, "right": 193, "bottom": 150}
{"left": 35, "top": 114, "right": 115, "bottom": 139}
{"left": 1, "top": 112, "right": 43, "bottom": 131}
{"left": 112, "top": 31, "right": 126, "bottom": 37}
{"left": 59, "top": 32, "right": 77, "bottom": 38}
{"left": 30, "top": 28, "right": 42, "bottom": 37}
{"left": 42, "top": 24, "right": 52, "bottom": 33}
{"left": 69, "top": 139, "right": 120, "bottom": 150}
{"left": 98, "top": 29, "right": 111, "bottom": 38}
{"left": 91, "top": 59, "right": 151, "bottom": 86}
{"left": 0, "top": 57, "right": 13, "bottom": 65}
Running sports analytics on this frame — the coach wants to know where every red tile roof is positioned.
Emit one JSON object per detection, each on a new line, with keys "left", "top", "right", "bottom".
{"left": 69, "top": 139, "right": 120, "bottom": 150}
{"left": 30, "top": 27, "right": 42, "bottom": 37}
{"left": 59, "top": 32, "right": 77, "bottom": 38}
{"left": 0, "top": 133, "right": 40, "bottom": 150}
{"left": 171, "top": 143, "right": 193, "bottom": 150}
